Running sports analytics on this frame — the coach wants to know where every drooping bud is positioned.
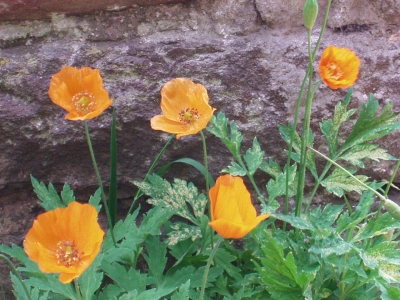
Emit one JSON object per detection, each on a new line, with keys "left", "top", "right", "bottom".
{"left": 303, "top": 0, "right": 318, "bottom": 30}
{"left": 383, "top": 198, "right": 400, "bottom": 220}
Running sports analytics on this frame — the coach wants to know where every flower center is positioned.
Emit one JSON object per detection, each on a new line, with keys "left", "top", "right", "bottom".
{"left": 179, "top": 107, "right": 200, "bottom": 124}
{"left": 327, "top": 62, "right": 344, "bottom": 81}
{"left": 71, "top": 91, "right": 95, "bottom": 114}
{"left": 55, "top": 240, "right": 82, "bottom": 267}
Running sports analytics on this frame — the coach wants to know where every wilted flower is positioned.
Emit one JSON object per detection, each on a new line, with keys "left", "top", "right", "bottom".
{"left": 318, "top": 46, "right": 361, "bottom": 90}
{"left": 48, "top": 66, "right": 112, "bottom": 120}
{"left": 208, "top": 174, "right": 270, "bottom": 239}
{"left": 24, "top": 202, "right": 104, "bottom": 284}
{"left": 150, "top": 78, "right": 216, "bottom": 139}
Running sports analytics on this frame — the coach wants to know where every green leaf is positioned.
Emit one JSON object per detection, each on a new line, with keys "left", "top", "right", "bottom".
{"left": 339, "top": 143, "right": 396, "bottom": 168}
{"left": 352, "top": 213, "right": 400, "bottom": 242}
{"left": 60, "top": 183, "right": 75, "bottom": 205}
{"left": 320, "top": 88, "right": 356, "bottom": 155}
{"left": 279, "top": 124, "right": 317, "bottom": 178}
{"left": 221, "top": 161, "right": 246, "bottom": 176}
{"left": 244, "top": 137, "right": 264, "bottom": 176}
{"left": 309, "top": 234, "right": 352, "bottom": 257}
{"left": 266, "top": 164, "right": 297, "bottom": 204}
{"left": 24, "top": 274, "right": 77, "bottom": 300}
{"left": 320, "top": 168, "right": 369, "bottom": 197}
{"left": 78, "top": 254, "right": 103, "bottom": 300}
{"left": 89, "top": 188, "right": 102, "bottom": 213}
{"left": 359, "top": 241, "right": 400, "bottom": 269}
{"left": 260, "top": 159, "right": 282, "bottom": 178}
{"left": 170, "top": 280, "right": 190, "bottom": 300}
{"left": 271, "top": 213, "right": 315, "bottom": 231}
{"left": 308, "top": 204, "right": 344, "bottom": 232}
{"left": 30, "top": 175, "right": 64, "bottom": 210}
{"left": 340, "top": 94, "right": 400, "bottom": 155}
{"left": 166, "top": 222, "right": 202, "bottom": 246}
{"left": 254, "top": 234, "right": 314, "bottom": 299}
{"left": 101, "top": 262, "right": 150, "bottom": 293}
{"left": 376, "top": 277, "right": 400, "bottom": 300}
{"left": 207, "top": 112, "right": 243, "bottom": 160}
{"left": 143, "top": 236, "right": 167, "bottom": 287}
{"left": 132, "top": 175, "right": 206, "bottom": 225}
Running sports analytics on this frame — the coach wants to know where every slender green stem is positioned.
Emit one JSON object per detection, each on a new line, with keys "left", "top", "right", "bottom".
{"left": 127, "top": 134, "right": 176, "bottom": 215}
{"left": 84, "top": 121, "right": 117, "bottom": 246}
{"left": 343, "top": 194, "right": 353, "bottom": 214}
{"left": 384, "top": 158, "right": 400, "bottom": 197}
{"left": 0, "top": 254, "right": 32, "bottom": 300}
{"left": 295, "top": 29, "right": 314, "bottom": 217}
{"left": 74, "top": 279, "right": 82, "bottom": 300}
{"left": 199, "top": 236, "right": 224, "bottom": 300}
{"left": 308, "top": 146, "right": 387, "bottom": 202}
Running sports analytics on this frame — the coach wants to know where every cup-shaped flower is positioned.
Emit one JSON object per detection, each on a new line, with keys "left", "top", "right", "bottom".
{"left": 24, "top": 202, "right": 104, "bottom": 284}
{"left": 208, "top": 174, "right": 270, "bottom": 239}
{"left": 150, "top": 78, "right": 216, "bottom": 139}
{"left": 318, "top": 46, "right": 361, "bottom": 90}
{"left": 48, "top": 66, "right": 112, "bottom": 120}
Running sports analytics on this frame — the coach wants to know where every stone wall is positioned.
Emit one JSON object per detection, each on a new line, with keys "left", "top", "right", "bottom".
{"left": 0, "top": 0, "right": 400, "bottom": 295}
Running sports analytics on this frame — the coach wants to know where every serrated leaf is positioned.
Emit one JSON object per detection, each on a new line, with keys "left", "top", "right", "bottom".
{"left": 30, "top": 175, "right": 64, "bottom": 211}
{"left": 260, "top": 159, "right": 282, "bottom": 178}
{"left": 340, "top": 94, "right": 400, "bottom": 155}
{"left": 266, "top": 164, "right": 297, "bottom": 203}
{"left": 308, "top": 204, "right": 344, "bottom": 231}
{"left": 321, "top": 168, "right": 369, "bottom": 197}
{"left": 207, "top": 112, "right": 243, "bottom": 159}
{"left": 244, "top": 137, "right": 264, "bottom": 176}
{"left": 254, "top": 234, "right": 314, "bottom": 299}
{"left": 359, "top": 242, "right": 400, "bottom": 270}
{"left": 163, "top": 266, "right": 194, "bottom": 291}
{"left": 143, "top": 236, "right": 167, "bottom": 287}
{"left": 166, "top": 223, "right": 202, "bottom": 246}
{"left": 78, "top": 253, "right": 103, "bottom": 299}
{"left": 89, "top": 188, "right": 102, "bottom": 213}
{"left": 24, "top": 274, "right": 77, "bottom": 299}
{"left": 376, "top": 277, "right": 400, "bottom": 300}
{"left": 279, "top": 124, "right": 317, "bottom": 178}
{"left": 339, "top": 143, "right": 396, "bottom": 168}
{"left": 320, "top": 88, "right": 356, "bottom": 155}
{"left": 60, "top": 183, "right": 75, "bottom": 205}
{"left": 309, "top": 234, "right": 352, "bottom": 257}
{"left": 221, "top": 161, "right": 246, "bottom": 176}
{"left": 132, "top": 175, "right": 206, "bottom": 225}
{"left": 101, "top": 261, "right": 150, "bottom": 293}
{"left": 271, "top": 213, "right": 315, "bottom": 231}
{"left": 352, "top": 213, "right": 400, "bottom": 242}
{"left": 170, "top": 280, "right": 190, "bottom": 300}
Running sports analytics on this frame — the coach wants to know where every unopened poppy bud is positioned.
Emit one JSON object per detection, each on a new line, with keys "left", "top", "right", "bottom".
{"left": 303, "top": 0, "right": 318, "bottom": 29}
{"left": 383, "top": 198, "right": 400, "bottom": 220}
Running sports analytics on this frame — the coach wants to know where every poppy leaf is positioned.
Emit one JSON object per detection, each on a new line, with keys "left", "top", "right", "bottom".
{"left": 244, "top": 137, "right": 264, "bottom": 176}
{"left": 60, "top": 182, "right": 75, "bottom": 206}
{"left": 30, "top": 175, "right": 64, "bottom": 211}
{"left": 221, "top": 162, "right": 246, "bottom": 176}
{"left": 339, "top": 143, "right": 396, "bottom": 168}
{"left": 143, "top": 235, "right": 167, "bottom": 286}
{"left": 339, "top": 94, "right": 400, "bottom": 156}
{"left": 320, "top": 168, "right": 369, "bottom": 197}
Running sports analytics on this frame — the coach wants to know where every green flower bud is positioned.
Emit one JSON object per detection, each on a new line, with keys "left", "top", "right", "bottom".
{"left": 383, "top": 198, "right": 400, "bottom": 220}
{"left": 303, "top": 0, "right": 318, "bottom": 29}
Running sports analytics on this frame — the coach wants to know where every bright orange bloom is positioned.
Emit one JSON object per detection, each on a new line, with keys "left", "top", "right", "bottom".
{"left": 48, "top": 66, "right": 112, "bottom": 120}
{"left": 208, "top": 174, "right": 270, "bottom": 239}
{"left": 24, "top": 202, "right": 104, "bottom": 284}
{"left": 318, "top": 46, "right": 361, "bottom": 90}
{"left": 150, "top": 78, "right": 216, "bottom": 139}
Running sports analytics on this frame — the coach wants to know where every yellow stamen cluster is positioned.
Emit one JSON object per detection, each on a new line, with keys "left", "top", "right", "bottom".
{"left": 55, "top": 240, "right": 82, "bottom": 267}
{"left": 71, "top": 91, "right": 95, "bottom": 114}
{"left": 179, "top": 107, "right": 200, "bottom": 124}
{"left": 327, "top": 62, "right": 344, "bottom": 81}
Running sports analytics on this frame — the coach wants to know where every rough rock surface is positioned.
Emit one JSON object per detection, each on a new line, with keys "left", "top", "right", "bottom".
{"left": 1, "top": 0, "right": 400, "bottom": 296}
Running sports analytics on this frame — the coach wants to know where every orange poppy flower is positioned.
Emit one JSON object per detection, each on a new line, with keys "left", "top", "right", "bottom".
{"left": 150, "top": 78, "right": 216, "bottom": 139}
{"left": 208, "top": 174, "right": 270, "bottom": 239}
{"left": 318, "top": 46, "right": 361, "bottom": 90}
{"left": 24, "top": 202, "right": 104, "bottom": 284}
{"left": 48, "top": 66, "right": 112, "bottom": 120}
